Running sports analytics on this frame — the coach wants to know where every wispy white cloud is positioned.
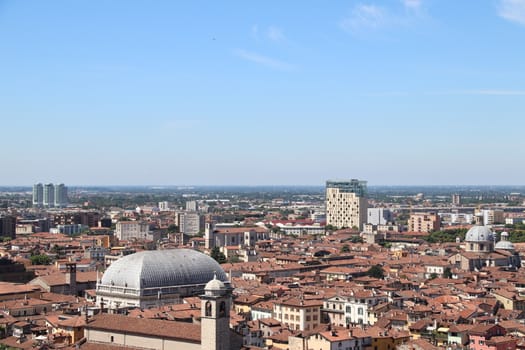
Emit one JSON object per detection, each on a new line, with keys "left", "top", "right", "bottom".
{"left": 402, "top": 0, "right": 421, "bottom": 9}
{"left": 340, "top": 1, "right": 426, "bottom": 34}
{"left": 423, "top": 89, "right": 525, "bottom": 96}
{"left": 267, "top": 26, "right": 286, "bottom": 42}
{"left": 460, "top": 89, "right": 525, "bottom": 96}
{"left": 362, "top": 89, "right": 525, "bottom": 96}
{"left": 498, "top": 0, "right": 525, "bottom": 25}
{"left": 251, "top": 24, "right": 287, "bottom": 43}
{"left": 340, "top": 4, "right": 388, "bottom": 33}
{"left": 234, "top": 49, "right": 294, "bottom": 71}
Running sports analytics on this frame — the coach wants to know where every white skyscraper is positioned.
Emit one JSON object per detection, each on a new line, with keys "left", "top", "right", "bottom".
{"left": 43, "top": 183, "right": 55, "bottom": 208}
{"left": 54, "top": 183, "right": 68, "bottom": 207}
{"left": 33, "top": 183, "right": 44, "bottom": 207}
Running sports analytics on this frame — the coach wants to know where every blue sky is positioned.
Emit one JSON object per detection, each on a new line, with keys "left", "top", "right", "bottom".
{"left": 1, "top": 0, "right": 524, "bottom": 186}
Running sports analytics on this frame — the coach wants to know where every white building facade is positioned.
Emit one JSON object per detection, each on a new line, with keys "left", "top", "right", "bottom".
{"left": 115, "top": 221, "right": 150, "bottom": 241}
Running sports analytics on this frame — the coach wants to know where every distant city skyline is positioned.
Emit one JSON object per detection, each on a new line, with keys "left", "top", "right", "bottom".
{"left": 1, "top": 1, "right": 525, "bottom": 186}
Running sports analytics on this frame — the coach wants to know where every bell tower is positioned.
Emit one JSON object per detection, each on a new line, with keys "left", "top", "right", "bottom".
{"left": 200, "top": 273, "right": 232, "bottom": 350}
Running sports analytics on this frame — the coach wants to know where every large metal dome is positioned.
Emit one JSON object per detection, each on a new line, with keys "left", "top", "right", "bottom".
{"left": 100, "top": 249, "right": 228, "bottom": 290}
{"left": 465, "top": 226, "right": 494, "bottom": 243}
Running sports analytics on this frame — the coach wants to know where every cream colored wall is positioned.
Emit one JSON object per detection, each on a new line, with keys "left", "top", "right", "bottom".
{"left": 125, "top": 334, "right": 163, "bottom": 349}
{"left": 326, "top": 188, "right": 367, "bottom": 229}
{"left": 86, "top": 329, "right": 200, "bottom": 350}
{"left": 87, "top": 329, "right": 125, "bottom": 344}
{"left": 163, "top": 339, "right": 200, "bottom": 350}
{"left": 307, "top": 337, "right": 330, "bottom": 350}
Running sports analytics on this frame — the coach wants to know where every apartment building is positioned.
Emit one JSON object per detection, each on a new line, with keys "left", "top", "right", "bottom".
{"left": 475, "top": 209, "right": 505, "bottom": 225}
{"left": 367, "top": 208, "right": 392, "bottom": 225}
{"left": 178, "top": 211, "right": 204, "bottom": 236}
{"left": 0, "top": 215, "right": 16, "bottom": 239}
{"left": 326, "top": 179, "right": 368, "bottom": 230}
{"left": 273, "top": 297, "right": 322, "bottom": 331}
{"left": 115, "top": 221, "right": 150, "bottom": 241}
{"left": 323, "top": 289, "right": 388, "bottom": 326}
{"left": 408, "top": 213, "right": 440, "bottom": 233}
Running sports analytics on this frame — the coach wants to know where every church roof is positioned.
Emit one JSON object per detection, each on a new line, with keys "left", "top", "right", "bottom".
{"left": 85, "top": 314, "right": 201, "bottom": 343}
{"left": 100, "top": 249, "right": 228, "bottom": 290}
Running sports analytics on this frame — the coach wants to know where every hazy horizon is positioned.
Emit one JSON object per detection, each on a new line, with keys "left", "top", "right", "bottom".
{"left": 3, "top": 183, "right": 525, "bottom": 189}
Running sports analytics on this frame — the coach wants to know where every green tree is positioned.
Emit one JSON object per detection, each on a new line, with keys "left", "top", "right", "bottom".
{"left": 167, "top": 224, "right": 179, "bottom": 233}
{"left": 228, "top": 255, "right": 241, "bottom": 263}
{"left": 443, "top": 267, "right": 453, "bottom": 279}
{"left": 429, "top": 273, "right": 438, "bottom": 280}
{"left": 30, "top": 254, "right": 52, "bottom": 265}
{"left": 325, "top": 224, "right": 336, "bottom": 232}
{"left": 367, "top": 265, "right": 385, "bottom": 279}
{"left": 210, "top": 247, "right": 227, "bottom": 264}
{"left": 340, "top": 244, "right": 350, "bottom": 253}
{"left": 350, "top": 235, "right": 363, "bottom": 243}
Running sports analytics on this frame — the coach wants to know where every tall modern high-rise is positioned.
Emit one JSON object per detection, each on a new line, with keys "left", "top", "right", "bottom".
{"left": 33, "top": 183, "right": 44, "bottom": 207}
{"left": 43, "top": 183, "right": 55, "bottom": 208}
{"left": 54, "top": 183, "right": 68, "bottom": 207}
{"left": 325, "top": 179, "right": 368, "bottom": 230}
{"left": 34, "top": 183, "right": 68, "bottom": 207}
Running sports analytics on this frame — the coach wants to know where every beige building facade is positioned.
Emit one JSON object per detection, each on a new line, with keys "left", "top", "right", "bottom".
{"left": 408, "top": 213, "right": 440, "bottom": 233}
{"left": 326, "top": 179, "right": 368, "bottom": 230}
{"left": 273, "top": 297, "right": 322, "bottom": 331}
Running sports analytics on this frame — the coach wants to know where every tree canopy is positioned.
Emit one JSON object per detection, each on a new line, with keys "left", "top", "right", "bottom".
{"left": 367, "top": 264, "right": 385, "bottom": 279}
{"left": 210, "top": 247, "right": 227, "bottom": 264}
{"left": 30, "top": 254, "right": 52, "bottom": 265}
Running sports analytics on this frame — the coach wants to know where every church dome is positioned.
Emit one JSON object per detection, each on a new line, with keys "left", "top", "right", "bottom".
{"left": 100, "top": 249, "right": 228, "bottom": 290}
{"left": 495, "top": 240, "right": 515, "bottom": 250}
{"left": 495, "top": 231, "right": 514, "bottom": 251}
{"left": 465, "top": 226, "right": 494, "bottom": 243}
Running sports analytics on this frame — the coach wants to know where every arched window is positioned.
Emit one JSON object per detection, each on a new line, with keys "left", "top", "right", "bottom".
{"left": 219, "top": 301, "right": 226, "bottom": 317}
{"left": 205, "top": 301, "right": 212, "bottom": 317}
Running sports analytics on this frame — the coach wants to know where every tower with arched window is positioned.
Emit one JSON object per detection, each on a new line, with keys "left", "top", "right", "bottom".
{"left": 200, "top": 273, "right": 232, "bottom": 350}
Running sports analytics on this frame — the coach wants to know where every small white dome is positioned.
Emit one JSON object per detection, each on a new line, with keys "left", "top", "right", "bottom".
{"left": 205, "top": 275, "right": 226, "bottom": 291}
{"left": 495, "top": 240, "right": 515, "bottom": 250}
{"left": 204, "top": 274, "right": 228, "bottom": 296}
